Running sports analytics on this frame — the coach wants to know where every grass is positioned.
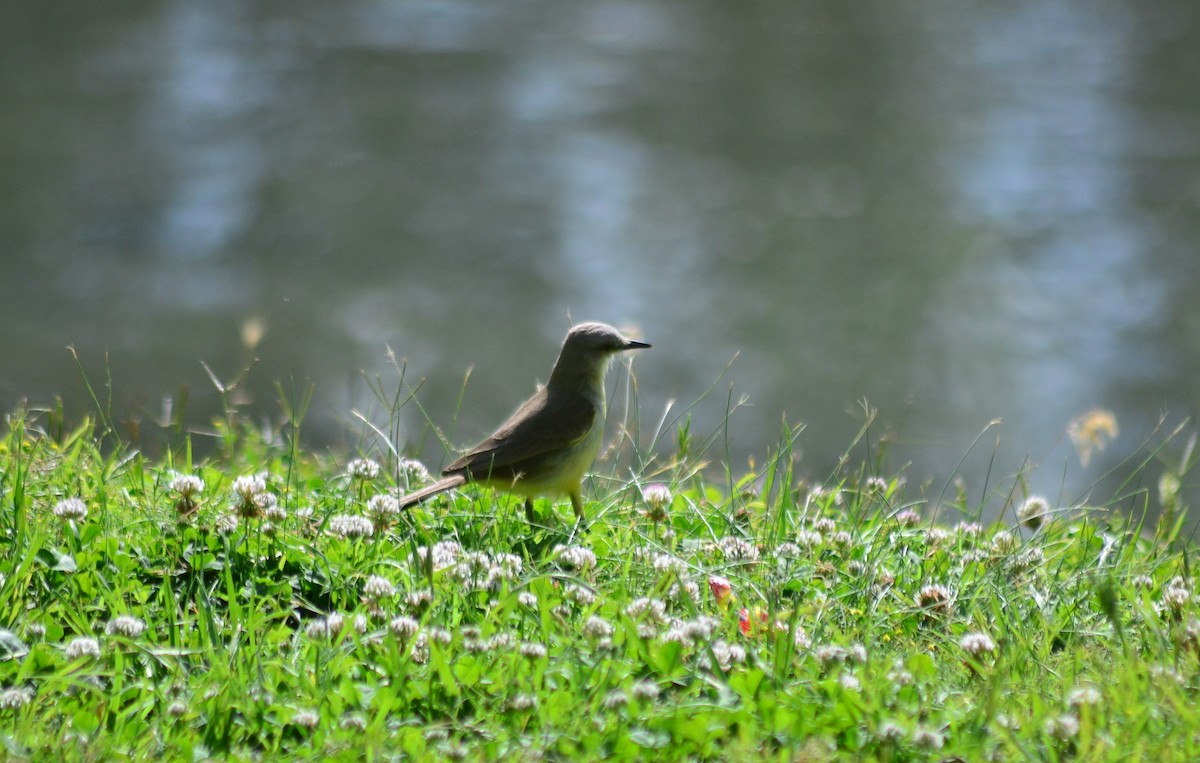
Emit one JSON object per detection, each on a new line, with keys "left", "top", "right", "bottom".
{"left": 0, "top": 389, "right": 1198, "bottom": 762}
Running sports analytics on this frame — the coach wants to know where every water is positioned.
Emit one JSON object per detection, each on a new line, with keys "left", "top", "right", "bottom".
{"left": 3, "top": 0, "right": 1199, "bottom": 524}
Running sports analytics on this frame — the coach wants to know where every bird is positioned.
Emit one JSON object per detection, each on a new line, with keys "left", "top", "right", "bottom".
{"left": 397, "top": 321, "right": 650, "bottom": 522}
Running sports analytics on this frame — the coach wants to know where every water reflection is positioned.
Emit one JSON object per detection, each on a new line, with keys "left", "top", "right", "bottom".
{"left": 2, "top": 0, "right": 1198, "bottom": 526}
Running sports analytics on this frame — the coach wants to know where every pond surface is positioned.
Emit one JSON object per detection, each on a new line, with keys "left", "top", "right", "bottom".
{"left": 3, "top": 1, "right": 1199, "bottom": 524}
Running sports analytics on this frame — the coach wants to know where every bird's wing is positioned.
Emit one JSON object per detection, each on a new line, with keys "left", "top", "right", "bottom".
{"left": 445, "top": 389, "right": 597, "bottom": 477}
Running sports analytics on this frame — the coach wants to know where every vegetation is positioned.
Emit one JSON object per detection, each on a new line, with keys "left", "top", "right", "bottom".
{"left": 0, "top": 395, "right": 1197, "bottom": 762}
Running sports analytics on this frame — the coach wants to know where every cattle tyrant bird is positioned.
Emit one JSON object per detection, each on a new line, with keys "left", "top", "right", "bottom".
{"left": 396, "top": 322, "right": 650, "bottom": 522}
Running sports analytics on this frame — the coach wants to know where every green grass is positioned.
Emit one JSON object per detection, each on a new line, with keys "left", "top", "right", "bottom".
{"left": 0, "top": 402, "right": 1198, "bottom": 762}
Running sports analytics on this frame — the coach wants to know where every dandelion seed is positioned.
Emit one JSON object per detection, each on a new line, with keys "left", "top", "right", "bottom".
{"left": 329, "top": 514, "right": 375, "bottom": 539}
{"left": 959, "top": 632, "right": 996, "bottom": 657}
{"left": 105, "top": 616, "right": 146, "bottom": 639}
{"left": 293, "top": 709, "right": 320, "bottom": 728}
{"left": 0, "top": 687, "right": 33, "bottom": 709}
{"left": 1017, "top": 496, "right": 1051, "bottom": 530}
{"left": 52, "top": 498, "right": 87, "bottom": 522}
{"left": 1068, "top": 409, "right": 1118, "bottom": 468}
{"left": 65, "top": 637, "right": 101, "bottom": 660}
{"left": 347, "top": 458, "right": 381, "bottom": 480}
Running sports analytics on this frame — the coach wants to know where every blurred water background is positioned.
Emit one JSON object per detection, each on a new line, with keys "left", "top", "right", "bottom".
{"left": 3, "top": 1, "right": 1199, "bottom": 525}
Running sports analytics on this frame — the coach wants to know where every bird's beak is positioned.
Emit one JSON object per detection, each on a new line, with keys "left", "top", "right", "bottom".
{"left": 626, "top": 339, "right": 651, "bottom": 350}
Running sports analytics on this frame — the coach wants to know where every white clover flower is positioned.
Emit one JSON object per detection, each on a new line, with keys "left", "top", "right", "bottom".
{"left": 292, "top": 709, "right": 320, "bottom": 729}
{"left": 517, "top": 591, "right": 538, "bottom": 609}
{"left": 232, "top": 475, "right": 267, "bottom": 501}
{"left": 262, "top": 503, "right": 288, "bottom": 522}
{"left": 553, "top": 544, "right": 597, "bottom": 572}
{"left": 583, "top": 616, "right": 614, "bottom": 641}
{"left": 956, "top": 522, "right": 984, "bottom": 539}
{"left": 415, "top": 541, "right": 462, "bottom": 571}
{"left": 796, "top": 530, "right": 823, "bottom": 549}
{"left": 215, "top": 514, "right": 239, "bottom": 534}
{"left": 167, "top": 701, "right": 187, "bottom": 718}
{"left": 0, "top": 687, "right": 33, "bottom": 709}
{"left": 793, "top": 625, "right": 812, "bottom": 650}
{"left": 642, "top": 483, "right": 672, "bottom": 507}
{"left": 508, "top": 694, "right": 536, "bottom": 712}
{"left": 894, "top": 509, "right": 921, "bottom": 526}
{"left": 1044, "top": 714, "right": 1079, "bottom": 741}
{"left": 105, "top": 616, "right": 147, "bottom": 639}
{"left": 717, "top": 536, "right": 759, "bottom": 562}
{"left": 347, "top": 458, "right": 381, "bottom": 480}
{"left": 711, "top": 640, "right": 746, "bottom": 671}
{"left": 519, "top": 641, "right": 547, "bottom": 660}
{"left": 652, "top": 553, "right": 685, "bottom": 574}
{"left": 389, "top": 617, "right": 420, "bottom": 639}
{"left": 990, "top": 530, "right": 1018, "bottom": 554}
{"left": 631, "top": 680, "right": 660, "bottom": 701}
{"left": 839, "top": 674, "right": 861, "bottom": 692}
{"left": 959, "top": 631, "right": 996, "bottom": 657}
{"left": 65, "top": 636, "right": 101, "bottom": 660}
{"left": 406, "top": 589, "right": 433, "bottom": 612}
{"left": 864, "top": 476, "right": 888, "bottom": 494}
{"left": 625, "top": 597, "right": 668, "bottom": 623}
{"left": 602, "top": 689, "right": 628, "bottom": 709}
{"left": 52, "top": 498, "right": 88, "bottom": 522}
{"left": 813, "top": 517, "right": 837, "bottom": 534}
{"left": 367, "top": 494, "right": 400, "bottom": 519}
{"left": 329, "top": 514, "right": 375, "bottom": 539}
{"left": 340, "top": 714, "right": 368, "bottom": 732}
{"left": 912, "top": 727, "right": 944, "bottom": 750}
{"left": 916, "top": 584, "right": 954, "bottom": 615}
{"left": 1017, "top": 495, "right": 1051, "bottom": 529}
{"left": 397, "top": 457, "right": 431, "bottom": 486}
{"left": 877, "top": 722, "right": 905, "bottom": 743}
{"left": 169, "top": 474, "right": 205, "bottom": 497}
{"left": 1067, "top": 686, "right": 1101, "bottom": 710}
{"left": 305, "top": 614, "right": 345, "bottom": 640}
{"left": 363, "top": 575, "right": 396, "bottom": 600}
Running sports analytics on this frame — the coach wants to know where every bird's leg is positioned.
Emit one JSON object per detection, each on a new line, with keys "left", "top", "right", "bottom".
{"left": 570, "top": 491, "right": 585, "bottom": 522}
{"left": 525, "top": 498, "right": 537, "bottom": 524}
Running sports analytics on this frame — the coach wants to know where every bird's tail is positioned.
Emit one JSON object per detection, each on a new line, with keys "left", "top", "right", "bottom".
{"left": 397, "top": 474, "right": 467, "bottom": 510}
